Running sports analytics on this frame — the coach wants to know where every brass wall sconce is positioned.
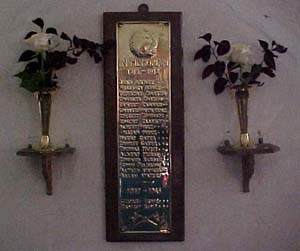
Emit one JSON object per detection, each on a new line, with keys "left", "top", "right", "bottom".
{"left": 14, "top": 17, "right": 106, "bottom": 196}
{"left": 194, "top": 32, "right": 286, "bottom": 193}
{"left": 217, "top": 88, "right": 280, "bottom": 192}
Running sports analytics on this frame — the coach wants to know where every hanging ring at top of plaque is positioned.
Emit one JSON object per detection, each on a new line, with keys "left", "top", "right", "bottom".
{"left": 138, "top": 4, "right": 149, "bottom": 13}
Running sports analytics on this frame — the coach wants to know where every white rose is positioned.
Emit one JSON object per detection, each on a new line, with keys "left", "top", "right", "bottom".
{"left": 228, "top": 44, "right": 252, "bottom": 65}
{"left": 25, "top": 33, "right": 57, "bottom": 51}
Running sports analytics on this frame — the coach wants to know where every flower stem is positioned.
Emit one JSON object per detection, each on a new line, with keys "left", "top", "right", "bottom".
{"left": 211, "top": 45, "right": 218, "bottom": 60}
{"left": 40, "top": 51, "right": 46, "bottom": 90}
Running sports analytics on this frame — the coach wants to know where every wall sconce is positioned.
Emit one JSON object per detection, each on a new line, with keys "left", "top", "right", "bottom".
{"left": 194, "top": 33, "right": 287, "bottom": 192}
{"left": 217, "top": 88, "right": 280, "bottom": 192}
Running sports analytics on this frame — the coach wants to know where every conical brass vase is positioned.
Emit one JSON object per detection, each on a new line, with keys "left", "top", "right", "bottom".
{"left": 38, "top": 92, "right": 52, "bottom": 148}
{"left": 235, "top": 87, "right": 250, "bottom": 147}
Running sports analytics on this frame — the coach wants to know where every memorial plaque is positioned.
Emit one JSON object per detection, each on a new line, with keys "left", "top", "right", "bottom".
{"left": 104, "top": 5, "right": 184, "bottom": 242}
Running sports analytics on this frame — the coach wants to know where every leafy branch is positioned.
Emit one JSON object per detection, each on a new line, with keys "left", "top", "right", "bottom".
{"left": 194, "top": 33, "right": 287, "bottom": 95}
{"left": 15, "top": 18, "right": 115, "bottom": 93}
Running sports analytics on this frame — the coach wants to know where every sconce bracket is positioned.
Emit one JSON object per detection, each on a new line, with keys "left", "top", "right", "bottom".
{"left": 218, "top": 143, "right": 280, "bottom": 192}
{"left": 17, "top": 144, "right": 75, "bottom": 195}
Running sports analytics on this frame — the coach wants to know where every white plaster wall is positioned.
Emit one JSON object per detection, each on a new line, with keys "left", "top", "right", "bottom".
{"left": 0, "top": 0, "right": 299, "bottom": 250}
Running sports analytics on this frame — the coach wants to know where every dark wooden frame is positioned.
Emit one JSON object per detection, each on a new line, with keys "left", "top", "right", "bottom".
{"left": 103, "top": 5, "right": 184, "bottom": 242}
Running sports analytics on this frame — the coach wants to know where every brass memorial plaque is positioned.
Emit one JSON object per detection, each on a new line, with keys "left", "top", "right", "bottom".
{"left": 104, "top": 5, "right": 184, "bottom": 242}
{"left": 117, "top": 22, "right": 171, "bottom": 233}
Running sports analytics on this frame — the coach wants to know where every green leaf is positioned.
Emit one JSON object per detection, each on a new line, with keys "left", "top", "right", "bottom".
{"left": 14, "top": 70, "right": 48, "bottom": 93}
{"left": 15, "top": 71, "right": 38, "bottom": 92}
{"left": 14, "top": 71, "right": 31, "bottom": 80}
{"left": 20, "top": 78, "right": 39, "bottom": 92}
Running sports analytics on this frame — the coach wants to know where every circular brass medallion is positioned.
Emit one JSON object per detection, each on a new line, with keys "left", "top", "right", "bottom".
{"left": 129, "top": 30, "right": 158, "bottom": 58}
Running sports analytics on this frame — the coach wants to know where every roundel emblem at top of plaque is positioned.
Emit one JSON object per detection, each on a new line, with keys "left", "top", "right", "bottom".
{"left": 129, "top": 30, "right": 158, "bottom": 58}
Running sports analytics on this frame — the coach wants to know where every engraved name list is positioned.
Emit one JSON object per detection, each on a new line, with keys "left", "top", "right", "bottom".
{"left": 117, "top": 22, "right": 172, "bottom": 233}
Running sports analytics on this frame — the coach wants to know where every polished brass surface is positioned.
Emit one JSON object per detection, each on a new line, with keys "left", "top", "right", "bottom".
{"left": 240, "top": 133, "right": 250, "bottom": 147}
{"left": 235, "top": 88, "right": 249, "bottom": 147}
{"left": 117, "top": 22, "right": 171, "bottom": 233}
{"left": 40, "top": 135, "right": 50, "bottom": 148}
{"left": 38, "top": 92, "right": 52, "bottom": 148}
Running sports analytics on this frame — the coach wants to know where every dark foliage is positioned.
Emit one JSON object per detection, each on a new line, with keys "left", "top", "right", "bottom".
{"left": 194, "top": 45, "right": 211, "bottom": 62}
{"left": 272, "top": 41, "right": 288, "bottom": 53}
{"left": 24, "top": 31, "right": 37, "bottom": 39}
{"left": 227, "top": 61, "right": 239, "bottom": 71}
{"left": 70, "top": 35, "right": 107, "bottom": 64}
{"left": 229, "top": 72, "right": 239, "bottom": 83}
{"left": 214, "top": 61, "right": 226, "bottom": 77}
{"left": 15, "top": 18, "right": 112, "bottom": 93}
{"left": 65, "top": 56, "right": 78, "bottom": 64}
{"left": 60, "top": 32, "right": 72, "bottom": 46}
{"left": 195, "top": 33, "right": 287, "bottom": 95}
{"left": 46, "top": 51, "right": 68, "bottom": 70}
{"left": 216, "top": 40, "right": 230, "bottom": 56}
{"left": 25, "top": 62, "right": 40, "bottom": 73}
{"left": 202, "top": 64, "right": 215, "bottom": 79}
{"left": 100, "top": 40, "right": 116, "bottom": 55}
{"left": 32, "top": 18, "right": 44, "bottom": 29}
{"left": 264, "top": 49, "right": 276, "bottom": 70}
{"left": 214, "top": 78, "right": 228, "bottom": 95}
{"left": 199, "top": 33, "right": 212, "bottom": 42}
{"left": 46, "top": 27, "right": 57, "bottom": 35}
{"left": 249, "top": 64, "right": 262, "bottom": 82}
{"left": 18, "top": 50, "right": 36, "bottom": 62}
{"left": 262, "top": 67, "right": 275, "bottom": 78}
{"left": 258, "top": 40, "right": 268, "bottom": 50}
